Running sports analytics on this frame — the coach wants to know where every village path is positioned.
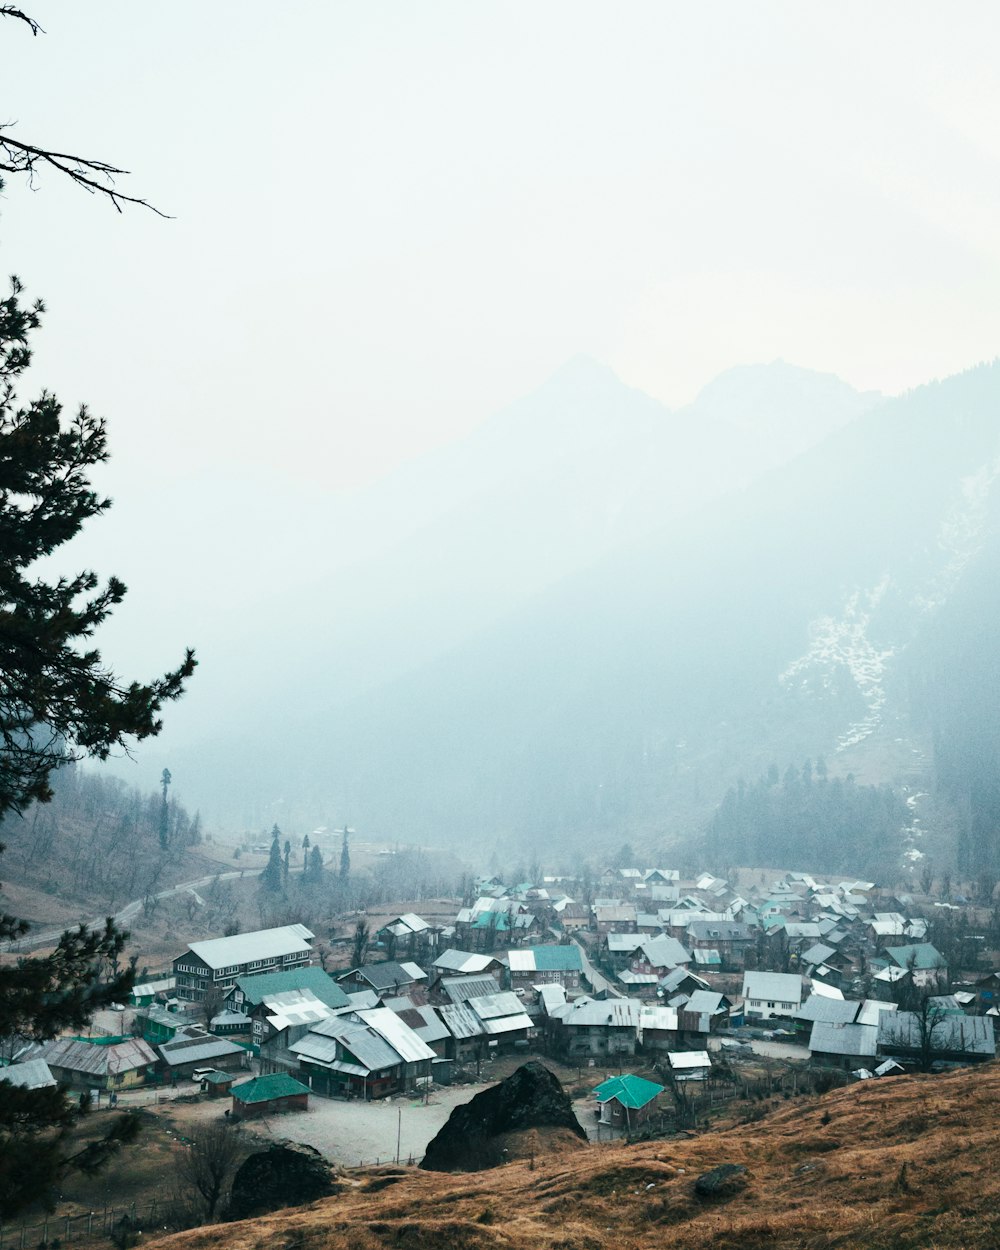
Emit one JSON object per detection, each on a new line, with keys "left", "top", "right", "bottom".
{"left": 571, "top": 936, "right": 621, "bottom": 997}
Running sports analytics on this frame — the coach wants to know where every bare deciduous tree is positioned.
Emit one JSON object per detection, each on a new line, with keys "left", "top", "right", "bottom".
{"left": 177, "top": 1123, "right": 245, "bottom": 1221}
{"left": 0, "top": 7, "right": 166, "bottom": 214}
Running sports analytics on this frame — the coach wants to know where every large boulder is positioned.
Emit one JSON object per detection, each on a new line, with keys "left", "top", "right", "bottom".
{"left": 421, "top": 1061, "right": 587, "bottom": 1172}
{"left": 226, "top": 1141, "right": 336, "bottom": 1221}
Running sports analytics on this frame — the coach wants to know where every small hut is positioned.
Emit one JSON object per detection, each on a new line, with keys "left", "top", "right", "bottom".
{"left": 231, "top": 1073, "right": 310, "bottom": 1120}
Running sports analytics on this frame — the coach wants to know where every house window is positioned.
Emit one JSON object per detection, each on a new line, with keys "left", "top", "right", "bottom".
{"left": 767, "top": 1001, "right": 775, "bottom": 1009}
{"left": 782, "top": 1002, "right": 794, "bottom": 1010}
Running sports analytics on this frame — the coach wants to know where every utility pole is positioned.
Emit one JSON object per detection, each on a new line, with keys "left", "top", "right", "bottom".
{"left": 396, "top": 1106, "right": 402, "bottom": 1164}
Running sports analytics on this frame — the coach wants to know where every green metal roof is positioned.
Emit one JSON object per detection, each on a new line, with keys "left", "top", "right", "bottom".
{"left": 472, "top": 912, "right": 510, "bottom": 930}
{"left": 593, "top": 1074, "right": 665, "bottom": 1109}
{"left": 527, "top": 945, "right": 582, "bottom": 971}
{"left": 231, "top": 1073, "right": 310, "bottom": 1104}
{"left": 886, "top": 943, "right": 946, "bottom": 971}
{"left": 233, "top": 966, "right": 350, "bottom": 1010}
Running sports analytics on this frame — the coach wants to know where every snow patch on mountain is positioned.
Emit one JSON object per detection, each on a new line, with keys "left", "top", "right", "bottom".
{"left": 913, "top": 454, "right": 1000, "bottom": 614}
{"left": 779, "top": 455, "right": 1000, "bottom": 754}
{"left": 779, "top": 576, "right": 896, "bottom": 751}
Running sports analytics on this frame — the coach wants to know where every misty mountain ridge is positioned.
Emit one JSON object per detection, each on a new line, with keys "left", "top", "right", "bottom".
{"left": 130, "top": 354, "right": 880, "bottom": 769}
{"left": 134, "top": 357, "right": 1000, "bottom": 871}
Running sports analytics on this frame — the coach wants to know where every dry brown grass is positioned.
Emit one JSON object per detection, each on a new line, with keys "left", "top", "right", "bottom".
{"left": 144, "top": 1062, "right": 1000, "bottom": 1250}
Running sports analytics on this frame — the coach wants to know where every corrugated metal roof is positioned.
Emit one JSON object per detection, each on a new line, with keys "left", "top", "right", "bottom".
{"left": 482, "top": 1012, "right": 533, "bottom": 1035}
{"left": 798, "top": 995, "right": 858, "bottom": 1025}
{"left": 35, "top": 1037, "right": 157, "bottom": 1077}
{"left": 440, "top": 975, "right": 499, "bottom": 1004}
{"left": 187, "top": 925, "right": 314, "bottom": 971}
{"left": 667, "top": 1051, "right": 711, "bottom": 1069}
{"left": 289, "top": 1032, "right": 340, "bottom": 1065}
{"left": 433, "top": 950, "right": 496, "bottom": 974}
{"left": 356, "top": 1007, "right": 436, "bottom": 1063}
{"left": 232, "top": 1073, "right": 309, "bottom": 1104}
{"left": 263, "top": 988, "right": 341, "bottom": 1031}
{"left": 233, "top": 966, "right": 350, "bottom": 1010}
{"left": 1, "top": 1059, "right": 56, "bottom": 1089}
{"left": 593, "top": 1074, "right": 664, "bottom": 1109}
{"left": 469, "top": 992, "right": 524, "bottom": 1021}
{"left": 437, "top": 1002, "right": 483, "bottom": 1040}
{"left": 159, "top": 1037, "right": 244, "bottom": 1066}
{"left": 639, "top": 1006, "right": 679, "bottom": 1032}
{"left": 742, "top": 972, "right": 803, "bottom": 1004}
{"left": 855, "top": 999, "right": 897, "bottom": 1027}
{"left": 810, "top": 1022, "right": 878, "bottom": 1056}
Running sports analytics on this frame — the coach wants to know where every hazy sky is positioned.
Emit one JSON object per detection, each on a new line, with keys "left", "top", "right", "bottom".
{"left": 4, "top": 2, "right": 1000, "bottom": 496}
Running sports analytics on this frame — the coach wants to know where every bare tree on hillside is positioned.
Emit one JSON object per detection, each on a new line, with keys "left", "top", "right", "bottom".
{"left": 177, "top": 1124, "right": 246, "bottom": 1220}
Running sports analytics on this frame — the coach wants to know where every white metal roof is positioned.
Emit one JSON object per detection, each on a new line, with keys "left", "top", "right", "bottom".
{"left": 356, "top": 1007, "right": 436, "bottom": 1063}
{"left": 433, "top": 950, "right": 496, "bottom": 974}
{"left": 667, "top": 1050, "right": 711, "bottom": 1069}
{"left": 263, "top": 988, "right": 339, "bottom": 1031}
{"left": 187, "top": 925, "right": 314, "bottom": 970}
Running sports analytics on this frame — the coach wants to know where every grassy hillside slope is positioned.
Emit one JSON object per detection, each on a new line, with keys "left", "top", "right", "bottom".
{"left": 153, "top": 1063, "right": 1000, "bottom": 1250}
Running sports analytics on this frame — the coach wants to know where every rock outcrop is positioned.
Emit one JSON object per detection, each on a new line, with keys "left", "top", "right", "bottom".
{"left": 227, "top": 1141, "right": 336, "bottom": 1220}
{"left": 421, "top": 1061, "right": 587, "bottom": 1172}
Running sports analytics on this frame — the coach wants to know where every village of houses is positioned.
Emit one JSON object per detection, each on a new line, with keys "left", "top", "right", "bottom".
{"left": 7, "top": 864, "right": 1000, "bottom": 1160}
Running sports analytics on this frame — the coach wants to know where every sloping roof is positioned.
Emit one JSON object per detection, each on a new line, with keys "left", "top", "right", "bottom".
{"left": 35, "top": 1037, "right": 157, "bottom": 1077}
{"left": 639, "top": 1006, "right": 679, "bottom": 1032}
{"left": 537, "top": 984, "right": 567, "bottom": 1013}
{"left": 345, "top": 961, "right": 422, "bottom": 991}
{"left": 233, "top": 966, "right": 350, "bottom": 1011}
{"left": 432, "top": 950, "right": 497, "bottom": 975}
{"left": 593, "top": 1073, "right": 664, "bottom": 1109}
{"left": 809, "top": 1021, "right": 879, "bottom": 1057}
{"left": 232, "top": 1073, "right": 309, "bottom": 1104}
{"left": 686, "top": 922, "right": 754, "bottom": 941}
{"left": 856, "top": 999, "right": 898, "bottom": 1026}
{"left": 801, "top": 943, "right": 837, "bottom": 966}
{"left": 798, "top": 995, "right": 859, "bottom": 1025}
{"left": 187, "top": 925, "right": 314, "bottom": 971}
{"left": 605, "top": 934, "right": 644, "bottom": 954}
{"left": 303, "top": 1015, "right": 403, "bottom": 1071}
{"left": 262, "top": 988, "right": 342, "bottom": 1032}
{"left": 564, "top": 999, "right": 642, "bottom": 1028}
{"left": 1, "top": 1059, "right": 56, "bottom": 1089}
{"left": 684, "top": 990, "right": 727, "bottom": 1015}
{"left": 159, "top": 1036, "right": 245, "bottom": 1066}
{"left": 639, "top": 936, "right": 691, "bottom": 968}
{"left": 438, "top": 1002, "right": 484, "bottom": 1040}
{"left": 440, "top": 975, "right": 500, "bottom": 1004}
{"left": 878, "top": 1012, "right": 995, "bottom": 1056}
{"left": 507, "top": 946, "right": 583, "bottom": 973}
{"left": 885, "top": 943, "right": 947, "bottom": 972}
{"left": 667, "top": 1050, "right": 711, "bottom": 1070}
{"left": 742, "top": 972, "right": 803, "bottom": 1004}
{"left": 356, "top": 1008, "right": 437, "bottom": 1063}
{"left": 385, "top": 1002, "right": 451, "bottom": 1045}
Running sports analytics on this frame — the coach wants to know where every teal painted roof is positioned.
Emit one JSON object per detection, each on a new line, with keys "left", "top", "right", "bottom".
{"left": 472, "top": 912, "right": 510, "bottom": 930}
{"left": 232, "top": 1073, "right": 310, "bottom": 1104}
{"left": 233, "top": 966, "right": 350, "bottom": 1010}
{"left": 886, "top": 943, "right": 946, "bottom": 971}
{"left": 593, "top": 1074, "right": 664, "bottom": 1109}
{"left": 528, "top": 945, "right": 583, "bottom": 971}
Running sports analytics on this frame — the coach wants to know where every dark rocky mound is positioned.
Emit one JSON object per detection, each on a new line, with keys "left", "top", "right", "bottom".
{"left": 227, "top": 1141, "right": 336, "bottom": 1220}
{"left": 420, "top": 1061, "right": 587, "bottom": 1172}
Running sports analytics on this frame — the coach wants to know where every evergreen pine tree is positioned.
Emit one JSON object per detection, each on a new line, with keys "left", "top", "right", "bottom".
{"left": 340, "top": 829, "right": 351, "bottom": 879}
{"left": 261, "top": 828, "right": 282, "bottom": 893}
{"left": 0, "top": 277, "right": 194, "bottom": 1216}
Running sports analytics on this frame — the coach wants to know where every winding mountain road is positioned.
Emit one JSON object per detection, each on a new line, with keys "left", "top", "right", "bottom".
{"left": 1, "top": 867, "right": 264, "bottom": 954}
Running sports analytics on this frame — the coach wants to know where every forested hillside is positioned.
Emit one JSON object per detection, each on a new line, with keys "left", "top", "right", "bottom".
{"left": 0, "top": 766, "right": 205, "bottom": 916}
{"left": 704, "top": 761, "right": 908, "bottom": 878}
